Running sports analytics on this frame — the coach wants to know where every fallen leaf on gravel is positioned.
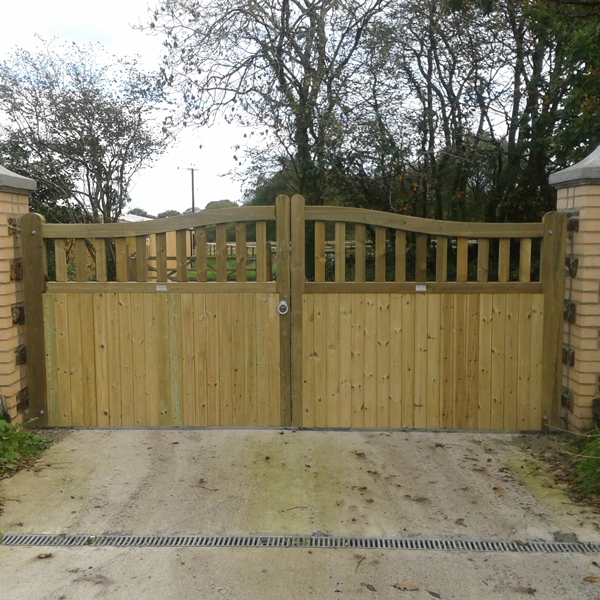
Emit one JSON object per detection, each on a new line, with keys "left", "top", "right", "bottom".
{"left": 510, "top": 586, "right": 536, "bottom": 595}
{"left": 361, "top": 583, "right": 377, "bottom": 592}
{"left": 367, "top": 470, "right": 379, "bottom": 475}
{"left": 413, "top": 496, "right": 429, "bottom": 503}
{"left": 305, "top": 464, "right": 311, "bottom": 468}
{"left": 354, "top": 452, "right": 365, "bottom": 457}
{"left": 427, "top": 591, "right": 441, "bottom": 598}
{"left": 365, "top": 498, "right": 375, "bottom": 503}
{"left": 393, "top": 582, "right": 419, "bottom": 591}
{"left": 37, "top": 553, "right": 52, "bottom": 559}
{"left": 472, "top": 466, "right": 487, "bottom": 473}
{"left": 455, "top": 518, "right": 466, "bottom": 526}
{"left": 584, "top": 576, "right": 600, "bottom": 582}
{"left": 199, "top": 478, "right": 206, "bottom": 484}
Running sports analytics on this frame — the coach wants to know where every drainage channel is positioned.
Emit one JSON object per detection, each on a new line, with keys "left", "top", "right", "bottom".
{"left": 2, "top": 534, "right": 599, "bottom": 553}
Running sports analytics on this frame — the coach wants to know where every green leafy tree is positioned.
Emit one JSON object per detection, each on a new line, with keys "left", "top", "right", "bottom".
{"left": 0, "top": 40, "right": 169, "bottom": 223}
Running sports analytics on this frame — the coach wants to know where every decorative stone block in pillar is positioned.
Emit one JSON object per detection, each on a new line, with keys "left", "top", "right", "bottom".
{"left": 549, "top": 145, "right": 600, "bottom": 431}
{"left": 0, "top": 166, "right": 36, "bottom": 423}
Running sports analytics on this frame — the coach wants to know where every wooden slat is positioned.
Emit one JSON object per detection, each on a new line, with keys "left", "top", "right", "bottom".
{"left": 267, "top": 293, "right": 281, "bottom": 426}
{"left": 115, "top": 237, "right": 128, "bottom": 282}
{"left": 389, "top": 294, "right": 402, "bottom": 427}
{"left": 93, "top": 293, "right": 109, "bottom": 426}
{"left": 490, "top": 294, "right": 506, "bottom": 429}
{"left": 195, "top": 226, "right": 207, "bottom": 282}
{"left": 395, "top": 230, "right": 406, "bottom": 282}
{"left": 118, "top": 293, "right": 134, "bottom": 426}
{"left": 67, "top": 294, "right": 84, "bottom": 426}
{"left": 456, "top": 237, "right": 468, "bottom": 282}
{"left": 498, "top": 238, "right": 510, "bottom": 283}
{"left": 143, "top": 294, "right": 159, "bottom": 426}
{"left": 313, "top": 293, "right": 327, "bottom": 427}
{"left": 43, "top": 294, "right": 59, "bottom": 426}
{"left": 303, "top": 206, "right": 544, "bottom": 237}
{"left": 242, "top": 293, "right": 256, "bottom": 426}
{"left": 477, "top": 238, "right": 489, "bottom": 282}
{"left": 540, "top": 212, "right": 567, "bottom": 428}
{"left": 351, "top": 294, "right": 365, "bottom": 428}
{"left": 326, "top": 294, "right": 340, "bottom": 427}
{"left": 517, "top": 294, "right": 533, "bottom": 430}
{"left": 205, "top": 293, "right": 220, "bottom": 425}
{"left": 218, "top": 293, "right": 233, "bottom": 425}
{"left": 136, "top": 236, "right": 147, "bottom": 282}
{"left": 315, "top": 220, "right": 326, "bottom": 282}
{"left": 416, "top": 234, "right": 428, "bottom": 282}
{"left": 519, "top": 238, "right": 532, "bottom": 283}
{"left": 94, "top": 239, "right": 107, "bottom": 282}
{"left": 530, "top": 294, "right": 545, "bottom": 427}
{"left": 194, "top": 294, "right": 208, "bottom": 426}
{"left": 21, "top": 213, "right": 48, "bottom": 424}
{"left": 426, "top": 294, "right": 441, "bottom": 428}
{"left": 339, "top": 293, "right": 353, "bottom": 428}
{"left": 503, "top": 294, "right": 519, "bottom": 430}
{"left": 255, "top": 294, "right": 269, "bottom": 426}
{"left": 477, "top": 294, "right": 493, "bottom": 430}
{"left": 401, "top": 295, "right": 415, "bottom": 428}
{"left": 335, "top": 222, "right": 346, "bottom": 283}
{"left": 376, "top": 294, "right": 390, "bottom": 428}
{"left": 355, "top": 223, "right": 366, "bottom": 283}
{"left": 55, "top": 239, "right": 68, "bottom": 282}
{"left": 236, "top": 223, "right": 247, "bottom": 282}
{"left": 452, "top": 294, "right": 467, "bottom": 429}
{"left": 375, "top": 226, "right": 386, "bottom": 282}
{"left": 440, "top": 294, "right": 454, "bottom": 429}
{"left": 231, "top": 293, "right": 245, "bottom": 425}
{"left": 289, "top": 195, "right": 303, "bottom": 426}
{"left": 302, "top": 295, "right": 315, "bottom": 427}
{"left": 131, "top": 293, "right": 146, "bottom": 426}
{"left": 181, "top": 293, "right": 196, "bottom": 425}
{"left": 176, "top": 229, "right": 188, "bottom": 282}
{"left": 363, "top": 294, "right": 377, "bottom": 427}
{"left": 156, "top": 293, "right": 171, "bottom": 425}
{"left": 169, "top": 293, "right": 183, "bottom": 425}
{"left": 216, "top": 224, "right": 227, "bottom": 282}
{"left": 155, "top": 233, "right": 167, "bottom": 282}
{"left": 44, "top": 206, "right": 276, "bottom": 238}
{"left": 106, "top": 293, "right": 122, "bottom": 426}
{"left": 55, "top": 293, "right": 71, "bottom": 426}
{"left": 436, "top": 236, "right": 448, "bottom": 282}
{"left": 414, "top": 293, "right": 428, "bottom": 428}
{"left": 79, "top": 296, "right": 96, "bottom": 427}
{"left": 75, "top": 238, "right": 87, "bottom": 282}
{"left": 465, "top": 294, "right": 479, "bottom": 429}
{"left": 256, "top": 221, "right": 267, "bottom": 282}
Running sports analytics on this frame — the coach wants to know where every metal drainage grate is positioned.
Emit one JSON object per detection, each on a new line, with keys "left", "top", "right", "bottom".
{"left": 2, "top": 534, "right": 599, "bottom": 553}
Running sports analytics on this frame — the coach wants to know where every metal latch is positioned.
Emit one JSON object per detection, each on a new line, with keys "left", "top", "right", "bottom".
{"left": 277, "top": 300, "right": 289, "bottom": 315}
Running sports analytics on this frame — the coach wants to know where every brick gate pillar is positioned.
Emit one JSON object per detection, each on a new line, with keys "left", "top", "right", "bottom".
{"left": 550, "top": 145, "right": 600, "bottom": 431}
{"left": 0, "top": 166, "right": 36, "bottom": 423}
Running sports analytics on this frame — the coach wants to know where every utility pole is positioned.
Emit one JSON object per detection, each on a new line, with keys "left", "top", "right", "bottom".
{"left": 184, "top": 166, "right": 198, "bottom": 253}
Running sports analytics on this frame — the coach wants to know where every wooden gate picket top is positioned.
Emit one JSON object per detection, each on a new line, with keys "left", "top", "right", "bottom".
{"left": 21, "top": 202, "right": 566, "bottom": 431}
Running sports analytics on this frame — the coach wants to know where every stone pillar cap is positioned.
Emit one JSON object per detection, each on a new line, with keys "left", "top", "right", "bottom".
{"left": 0, "top": 165, "right": 37, "bottom": 192}
{"left": 549, "top": 145, "right": 600, "bottom": 189}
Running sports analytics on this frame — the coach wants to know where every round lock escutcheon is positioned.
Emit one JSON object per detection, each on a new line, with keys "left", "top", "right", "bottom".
{"left": 277, "top": 300, "right": 289, "bottom": 315}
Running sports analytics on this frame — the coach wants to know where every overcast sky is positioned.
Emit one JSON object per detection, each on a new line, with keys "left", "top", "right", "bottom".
{"left": 1, "top": 0, "right": 246, "bottom": 214}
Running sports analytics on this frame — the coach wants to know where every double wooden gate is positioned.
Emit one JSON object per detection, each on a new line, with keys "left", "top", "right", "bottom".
{"left": 22, "top": 196, "right": 566, "bottom": 430}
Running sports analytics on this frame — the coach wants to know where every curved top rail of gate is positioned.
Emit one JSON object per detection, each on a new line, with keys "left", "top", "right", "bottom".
{"left": 297, "top": 201, "right": 555, "bottom": 291}
{"left": 35, "top": 204, "right": 283, "bottom": 292}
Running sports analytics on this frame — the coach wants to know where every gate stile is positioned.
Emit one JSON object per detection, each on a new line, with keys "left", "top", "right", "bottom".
{"left": 22, "top": 196, "right": 565, "bottom": 431}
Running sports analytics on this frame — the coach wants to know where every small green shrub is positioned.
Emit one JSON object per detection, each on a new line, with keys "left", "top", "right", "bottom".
{"left": 572, "top": 427, "right": 600, "bottom": 499}
{"left": 0, "top": 420, "right": 52, "bottom": 475}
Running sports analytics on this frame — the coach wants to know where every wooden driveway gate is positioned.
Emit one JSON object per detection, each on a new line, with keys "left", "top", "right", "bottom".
{"left": 22, "top": 196, "right": 566, "bottom": 430}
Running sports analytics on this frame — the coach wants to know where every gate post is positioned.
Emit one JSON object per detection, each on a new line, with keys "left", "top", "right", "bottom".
{"left": 0, "top": 167, "right": 37, "bottom": 424}
{"left": 550, "top": 145, "right": 600, "bottom": 431}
